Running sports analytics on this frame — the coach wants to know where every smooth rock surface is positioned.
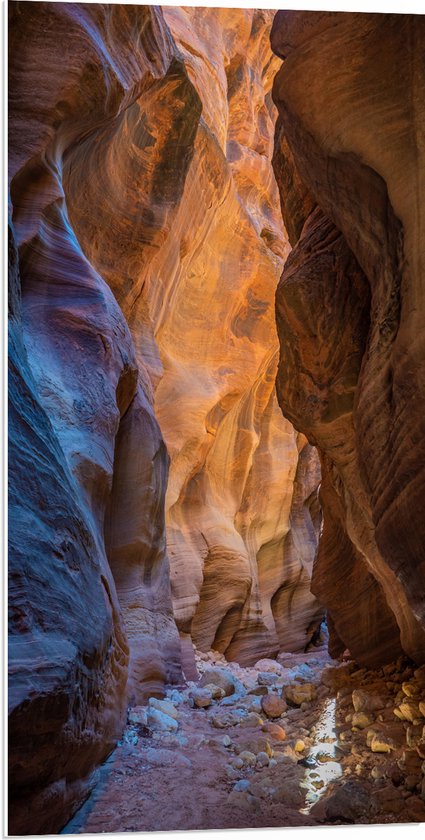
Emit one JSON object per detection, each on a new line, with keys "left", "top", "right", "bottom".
{"left": 261, "top": 694, "right": 287, "bottom": 719}
{"left": 271, "top": 9, "right": 425, "bottom": 666}
{"left": 9, "top": 4, "right": 187, "bottom": 831}
{"left": 8, "top": 6, "right": 323, "bottom": 833}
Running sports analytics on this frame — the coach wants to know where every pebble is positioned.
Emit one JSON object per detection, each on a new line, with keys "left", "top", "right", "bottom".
{"left": 203, "top": 683, "right": 225, "bottom": 700}
{"left": 122, "top": 730, "right": 138, "bottom": 745}
{"left": 254, "top": 659, "right": 283, "bottom": 674}
{"left": 405, "top": 774, "right": 420, "bottom": 791}
{"left": 196, "top": 651, "right": 210, "bottom": 662}
{"left": 398, "top": 748, "right": 423, "bottom": 774}
{"left": 189, "top": 688, "right": 213, "bottom": 708}
{"left": 352, "top": 711, "right": 373, "bottom": 730}
{"left": 298, "top": 756, "right": 316, "bottom": 768}
{"left": 248, "top": 685, "right": 268, "bottom": 696}
{"left": 235, "top": 736, "right": 273, "bottom": 757}
{"left": 394, "top": 699, "right": 422, "bottom": 722}
{"left": 166, "top": 689, "right": 184, "bottom": 705}
{"left": 402, "top": 682, "right": 421, "bottom": 697}
{"left": 239, "top": 712, "right": 263, "bottom": 728}
{"left": 233, "top": 779, "right": 250, "bottom": 792}
{"left": 257, "top": 672, "right": 279, "bottom": 686}
{"left": 210, "top": 708, "right": 246, "bottom": 728}
{"left": 273, "top": 751, "right": 291, "bottom": 764}
{"left": 246, "top": 697, "right": 263, "bottom": 714}
{"left": 239, "top": 750, "right": 257, "bottom": 767}
{"left": 406, "top": 724, "right": 423, "bottom": 748}
{"left": 144, "top": 748, "right": 192, "bottom": 768}
{"left": 128, "top": 706, "right": 148, "bottom": 726}
{"left": 261, "top": 722, "right": 286, "bottom": 741}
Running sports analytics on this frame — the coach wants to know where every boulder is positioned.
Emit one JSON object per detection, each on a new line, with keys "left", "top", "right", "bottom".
{"left": 370, "top": 734, "right": 396, "bottom": 753}
{"left": 147, "top": 708, "right": 179, "bottom": 733}
{"left": 352, "top": 689, "right": 386, "bottom": 714}
{"left": 311, "top": 780, "right": 373, "bottom": 822}
{"left": 284, "top": 683, "right": 317, "bottom": 706}
{"left": 199, "top": 668, "right": 238, "bottom": 697}
{"left": 261, "top": 694, "right": 287, "bottom": 719}
{"left": 210, "top": 710, "right": 245, "bottom": 729}
{"left": 148, "top": 698, "right": 180, "bottom": 720}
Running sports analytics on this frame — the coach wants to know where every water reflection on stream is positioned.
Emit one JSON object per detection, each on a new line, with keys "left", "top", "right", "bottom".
{"left": 299, "top": 698, "right": 343, "bottom": 813}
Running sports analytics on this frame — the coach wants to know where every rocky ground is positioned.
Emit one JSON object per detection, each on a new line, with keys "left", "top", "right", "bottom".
{"left": 64, "top": 643, "right": 425, "bottom": 833}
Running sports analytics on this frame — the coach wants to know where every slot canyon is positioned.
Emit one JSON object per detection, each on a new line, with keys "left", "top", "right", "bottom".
{"left": 7, "top": 2, "right": 425, "bottom": 834}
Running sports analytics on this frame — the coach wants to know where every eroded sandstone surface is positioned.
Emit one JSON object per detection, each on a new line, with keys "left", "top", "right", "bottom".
{"left": 63, "top": 4, "right": 323, "bottom": 664}
{"left": 271, "top": 10, "right": 425, "bottom": 666}
{"left": 10, "top": 4, "right": 425, "bottom": 834}
{"left": 8, "top": 4, "right": 321, "bottom": 833}
{"left": 9, "top": 3, "right": 184, "bottom": 832}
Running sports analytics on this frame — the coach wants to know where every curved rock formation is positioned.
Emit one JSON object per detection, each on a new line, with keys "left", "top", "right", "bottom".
{"left": 9, "top": 4, "right": 323, "bottom": 833}
{"left": 271, "top": 10, "right": 425, "bottom": 666}
{"left": 62, "top": 4, "right": 323, "bottom": 663}
{"left": 9, "top": 221, "right": 129, "bottom": 835}
{"left": 8, "top": 3, "right": 183, "bottom": 832}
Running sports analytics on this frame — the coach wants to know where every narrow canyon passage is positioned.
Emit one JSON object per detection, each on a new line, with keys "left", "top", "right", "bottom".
{"left": 8, "top": 3, "right": 425, "bottom": 835}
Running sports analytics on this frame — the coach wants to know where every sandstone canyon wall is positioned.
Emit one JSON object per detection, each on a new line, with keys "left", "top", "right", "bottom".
{"left": 271, "top": 10, "right": 425, "bottom": 667}
{"left": 8, "top": 4, "right": 322, "bottom": 833}
{"left": 64, "top": 4, "right": 323, "bottom": 665}
{"left": 9, "top": 4, "right": 184, "bottom": 832}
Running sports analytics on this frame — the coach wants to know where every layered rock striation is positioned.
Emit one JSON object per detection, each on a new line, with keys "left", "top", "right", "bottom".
{"left": 271, "top": 10, "right": 425, "bottom": 666}
{"left": 63, "top": 4, "right": 324, "bottom": 663}
{"left": 9, "top": 4, "right": 323, "bottom": 834}
{"left": 8, "top": 3, "right": 183, "bottom": 832}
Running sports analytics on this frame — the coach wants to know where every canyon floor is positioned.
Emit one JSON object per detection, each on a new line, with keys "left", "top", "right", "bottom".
{"left": 63, "top": 644, "right": 425, "bottom": 834}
